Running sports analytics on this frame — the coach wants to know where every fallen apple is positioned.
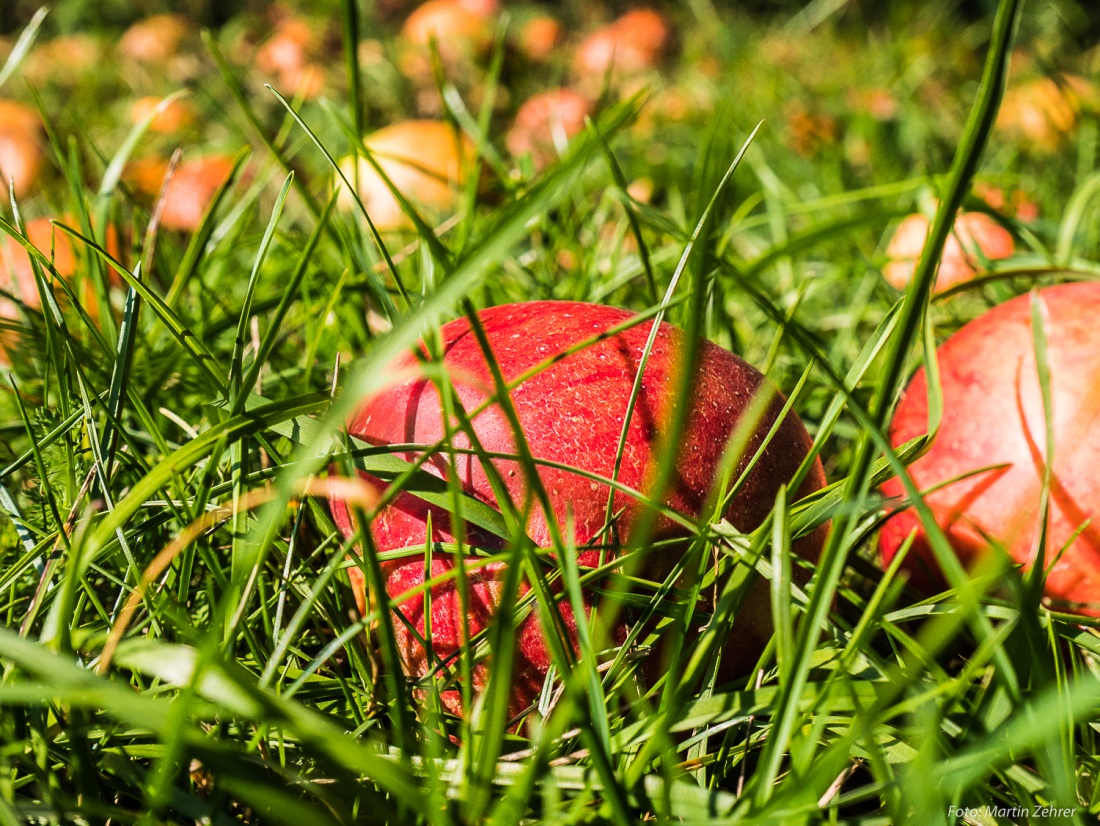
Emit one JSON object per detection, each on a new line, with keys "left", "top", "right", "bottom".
{"left": 515, "top": 14, "right": 561, "bottom": 62}
{"left": 0, "top": 101, "right": 44, "bottom": 199}
{"left": 129, "top": 96, "right": 198, "bottom": 134}
{"left": 119, "top": 14, "right": 194, "bottom": 64}
{"left": 880, "top": 282, "right": 1100, "bottom": 612}
{"left": 399, "top": 0, "right": 493, "bottom": 79}
{"left": 505, "top": 89, "right": 592, "bottom": 169}
{"left": 125, "top": 155, "right": 239, "bottom": 233}
{"left": 883, "top": 210, "right": 1014, "bottom": 294}
{"left": 572, "top": 8, "right": 670, "bottom": 84}
{"left": 337, "top": 120, "right": 475, "bottom": 231}
{"left": 0, "top": 216, "right": 122, "bottom": 362}
{"left": 330, "top": 301, "right": 827, "bottom": 719}
{"left": 254, "top": 16, "right": 328, "bottom": 100}
{"left": 996, "top": 74, "right": 1097, "bottom": 152}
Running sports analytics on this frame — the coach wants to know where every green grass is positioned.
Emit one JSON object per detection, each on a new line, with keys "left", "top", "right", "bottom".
{"left": 1, "top": 0, "right": 1100, "bottom": 823}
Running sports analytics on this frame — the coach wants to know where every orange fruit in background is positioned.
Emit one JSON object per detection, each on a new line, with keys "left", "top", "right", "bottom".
{"left": 254, "top": 16, "right": 328, "bottom": 99}
{"left": 400, "top": 0, "right": 493, "bottom": 60}
{"left": 883, "top": 211, "right": 1014, "bottom": 294}
{"left": 505, "top": 89, "right": 592, "bottom": 168}
{"left": 0, "top": 216, "right": 123, "bottom": 363}
{"left": 337, "top": 120, "right": 475, "bottom": 231}
{"left": 0, "top": 101, "right": 44, "bottom": 199}
{"left": 516, "top": 15, "right": 561, "bottom": 62}
{"left": 126, "top": 155, "right": 239, "bottom": 233}
{"left": 996, "top": 74, "right": 1098, "bottom": 152}
{"left": 119, "top": 14, "right": 194, "bottom": 63}
{"left": 129, "top": 96, "right": 198, "bottom": 133}
{"left": 573, "top": 8, "right": 669, "bottom": 80}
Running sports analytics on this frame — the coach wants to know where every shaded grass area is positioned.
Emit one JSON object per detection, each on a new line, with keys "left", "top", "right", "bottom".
{"left": 1, "top": 0, "right": 1100, "bottom": 823}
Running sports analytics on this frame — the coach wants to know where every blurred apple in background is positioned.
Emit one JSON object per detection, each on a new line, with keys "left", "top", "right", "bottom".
{"left": 126, "top": 155, "right": 240, "bottom": 233}
{"left": 0, "top": 216, "right": 122, "bottom": 363}
{"left": 573, "top": 8, "right": 670, "bottom": 90}
{"left": 337, "top": 120, "right": 475, "bottom": 231}
{"left": 997, "top": 74, "right": 1099, "bottom": 152}
{"left": 119, "top": 14, "right": 195, "bottom": 64}
{"left": 255, "top": 14, "right": 329, "bottom": 100}
{"left": 883, "top": 209, "right": 1014, "bottom": 294}
{"left": 506, "top": 89, "right": 592, "bottom": 169}
{"left": 129, "top": 96, "right": 198, "bottom": 134}
{"left": 0, "top": 101, "right": 43, "bottom": 199}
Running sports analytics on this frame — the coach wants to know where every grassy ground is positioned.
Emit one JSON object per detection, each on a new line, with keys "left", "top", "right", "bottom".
{"left": 1, "top": 0, "right": 1100, "bottom": 823}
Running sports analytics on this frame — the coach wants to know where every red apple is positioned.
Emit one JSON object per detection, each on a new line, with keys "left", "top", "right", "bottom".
{"left": 330, "top": 301, "right": 827, "bottom": 719}
{"left": 883, "top": 210, "right": 1014, "bottom": 294}
{"left": 880, "top": 282, "right": 1100, "bottom": 612}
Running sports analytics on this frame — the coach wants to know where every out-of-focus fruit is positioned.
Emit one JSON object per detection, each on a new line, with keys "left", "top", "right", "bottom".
{"left": 329, "top": 300, "right": 827, "bottom": 719}
{"left": 516, "top": 15, "right": 561, "bottom": 62}
{"left": 126, "top": 155, "right": 239, "bottom": 233}
{"left": 847, "top": 87, "right": 899, "bottom": 121}
{"left": 996, "top": 75, "right": 1097, "bottom": 152}
{"left": 572, "top": 9, "right": 669, "bottom": 82}
{"left": 505, "top": 89, "right": 592, "bottom": 168}
{"left": 880, "top": 283, "right": 1100, "bottom": 613}
{"left": 119, "top": 14, "right": 194, "bottom": 63}
{"left": 400, "top": 0, "right": 493, "bottom": 67}
{"left": 0, "top": 101, "right": 43, "bottom": 199}
{"left": 255, "top": 16, "right": 328, "bottom": 99}
{"left": 883, "top": 210, "right": 1014, "bottom": 294}
{"left": 974, "top": 182, "right": 1040, "bottom": 224}
{"left": 130, "top": 96, "right": 198, "bottom": 133}
{"left": 24, "top": 35, "right": 102, "bottom": 84}
{"left": 337, "top": 120, "right": 474, "bottom": 231}
{"left": 0, "top": 216, "right": 122, "bottom": 361}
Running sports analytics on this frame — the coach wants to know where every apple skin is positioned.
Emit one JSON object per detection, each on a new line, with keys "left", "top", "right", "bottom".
{"left": 331, "top": 301, "right": 827, "bottom": 718}
{"left": 880, "top": 282, "right": 1100, "bottom": 612}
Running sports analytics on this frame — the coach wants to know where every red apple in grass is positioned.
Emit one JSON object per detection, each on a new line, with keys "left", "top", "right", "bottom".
{"left": 879, "top": 282, "right": 1100, "bottom": 612}
{"left": 330, "top": 301, "right": 827, "bottom": 720}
